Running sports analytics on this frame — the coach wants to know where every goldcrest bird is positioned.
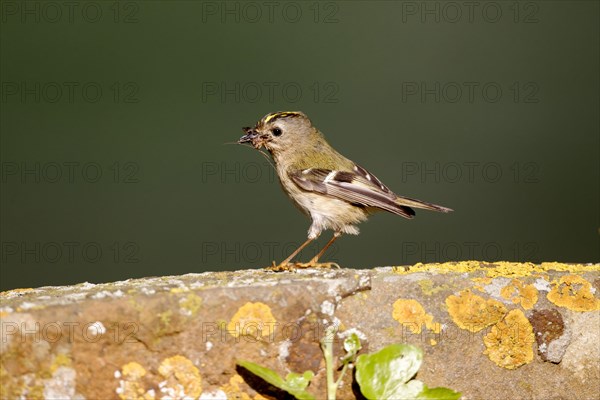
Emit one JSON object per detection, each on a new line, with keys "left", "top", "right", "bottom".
{"left": 238, "top": 111, "right": 452, "bottom": 268}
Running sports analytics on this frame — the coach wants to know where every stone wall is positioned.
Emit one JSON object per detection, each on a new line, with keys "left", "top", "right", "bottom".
{"left": 1, "top": 261, "right": 599, "bottom": 399}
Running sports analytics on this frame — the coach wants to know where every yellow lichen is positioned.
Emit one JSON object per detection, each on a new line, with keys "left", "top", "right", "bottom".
{"left": 122, "top": 362, "right": 147, "bottom": 379}
{"left": 485, "top": 262, "right": 541, "bottom": 278}
{"left": 418, "top": 279, "right": 450, "bottom": 296}
{"left": 483, "top": 309, "right": 535, "bottom": 369}
{"left": 393, "top": 261, "right": 599, "bottom": 278}
{"left": 118, "top": 362, "right": 153, "bottom": 400}
{"left": 547, "top": 275, "right": 600, "bottom": 311}
{"left": 227, "top": 302, "right": 277, "bottom": 338}
{"left": 179, "top": 293, "right": 203, "bottom": 316}
{"left": 0, "top": 288, "right": 35, "bottom": 299}
{"left": 49, "top": 353, "right": 72, "bottom": 374}
{"left": 220, "top": 374, "right": 268, "bottom": 400}
{"left": 446, "top": 290, "right": 507, "bottom": 332}
{"left": 158, "top": 310, "right": 172, "bottom": 328}
{"left": 540, "top": 262, "right": 600, "bottom": 273}
{"left": 472, "top": 277, "right": 493, "bottom": 293}
{"left": 500, "top": 279, "right": 538, "bottom": 310}
{"left": 392, "top": 299, "right": 440, "bottom": 334}
{"left": 158, "top": 355, "right": 202, "bottom": 398}
{"left": 0, "top": 364, "right": 18, "bottom": 400}
{"left": 394, "top": 261, "right": 483, "bottom": 275}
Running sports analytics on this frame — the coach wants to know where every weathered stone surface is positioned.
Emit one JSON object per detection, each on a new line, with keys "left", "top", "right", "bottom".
{"left": 1, "top": 262, "right": 599, "bottom": 399}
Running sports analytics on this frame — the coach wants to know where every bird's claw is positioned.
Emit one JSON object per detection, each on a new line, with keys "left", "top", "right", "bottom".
{"left": 265, "top": 261, "right": 341, "bottom": 272}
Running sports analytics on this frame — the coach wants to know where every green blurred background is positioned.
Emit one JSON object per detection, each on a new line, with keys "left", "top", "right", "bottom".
{"left": 1, "top": 1, "right": 598, "bottom": 291}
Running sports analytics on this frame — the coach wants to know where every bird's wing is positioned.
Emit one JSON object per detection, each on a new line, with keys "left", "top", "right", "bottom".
{"left": 289, "top": 166, "right": 416, "bottom": 219}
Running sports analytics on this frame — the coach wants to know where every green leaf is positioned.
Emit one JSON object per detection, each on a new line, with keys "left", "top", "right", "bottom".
{"left": 237, "top": 360, "right": 316, "bottom": 400}
{"left": 355, "top": 344, "right": 424, "bottom": 399}
{"left": 284, "top": 371, "right": 314, "bottom": 392}
{"left": 417, "top": 385, "right": 462, "bottom": 400}
{"left": 237, "top": 360, "right": 287, "bottom": 389}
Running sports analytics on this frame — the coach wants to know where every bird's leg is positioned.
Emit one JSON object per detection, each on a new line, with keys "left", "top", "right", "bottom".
{"left": 305, "top": 233, "right": 341, "bottom": 268}
{"left": 271, "top": 237, "right": 313, "bottom": 269}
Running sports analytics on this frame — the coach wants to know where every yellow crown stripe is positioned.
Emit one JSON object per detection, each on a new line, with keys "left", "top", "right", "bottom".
{"left": 263, "top": 111, "right": 301, "bottom": 124}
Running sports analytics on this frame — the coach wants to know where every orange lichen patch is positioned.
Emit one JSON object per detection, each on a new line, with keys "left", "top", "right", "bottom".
{"left": 158, "top": 355, "right": 202, "bottom": 398}
{"left": 220, "top": 374, "right": 268, "bottom": 400}
{"left": 483, "top": 309, "right": 535, "bottom": 369}
{"left": 392, "top": 299, "right": 440, "bottom": 334}
{"left": 446, "top": 290, "right": 507, "bottom": 332}
{"left": 117, "top": 362, "right": 153, "bottom": 400}
{"left": 501, "top": 279, "right": 539, "bottom": 310}
{"left": 547, "top": 275, "right": 600, "bottom": 312}
{"left": 227, "top": 302, "right": 277, "bottom": 338}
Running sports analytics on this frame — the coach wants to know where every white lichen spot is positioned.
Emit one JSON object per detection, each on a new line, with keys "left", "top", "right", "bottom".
{"left": 87, "top": 321, "right": 106, "bottom": 337}
{"left": 113, "top": 289, "right": 124, "bottom": 297}
{"left": 321, "top": 300, "right": 335, "bottom": 316}
{"left": 205, "top": 341, "right": 213, "bottom": 351}
{"left": 114, "top": 370, "right": 122, "bottom": 379}
{"left": 80, "top": 282, "right": 96, "bottom": 290}
{"left": 159, "top": 382, "right": 187, "bottom": 399}
{"left": 65, "top": 292, "right": 88, "bottom": 301}
{"left": 180, "top": 308, "right": 192, "bottom": 317}
{"left": 260, "top": 349, "right": 267, "bottom": 357}
{"left": 91, "top": 290, "right": 110, "bottom": 299}
{"left": 43, "top": 366, "right": 79, "bottom": 399}
{"left": 332, "top": 317, "right": 341, "bottom": 327}
{"left": 141, "top": 287, "right": 156, "bottom": 295}
{"left": 483, "top": 277, "right": 510, "bottom": 300}
{"left": 534, "top": 278, "right": 552, "bottom": 292}
{"left": 190, "top": 281, "right": 204, "bottom": 289}
{"left": 199, "top": 389, "right": 227, "bottom": 399}
{"left": 279, "top": 339, "right": 291, "bottom": 361}
{"left": 19, "top": 301, "right": 38, "bottom": 310}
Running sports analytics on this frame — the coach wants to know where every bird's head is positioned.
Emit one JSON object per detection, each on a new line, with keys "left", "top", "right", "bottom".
{"left": 238, "top": 111, "right": 316, "bottom": 154}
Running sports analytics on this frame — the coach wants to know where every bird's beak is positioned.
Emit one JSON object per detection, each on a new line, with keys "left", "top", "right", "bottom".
{"left": 238, "top": 127, "right": 258, "bottom": 144}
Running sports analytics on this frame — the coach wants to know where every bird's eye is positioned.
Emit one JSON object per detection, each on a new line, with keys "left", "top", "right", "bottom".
{"left": 272, "top": 128, "right": 282, "bottom": 137}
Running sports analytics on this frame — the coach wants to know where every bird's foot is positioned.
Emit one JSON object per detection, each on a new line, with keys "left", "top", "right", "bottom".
{"left": 265, "top": 261, "right": 340, "bottom": 272}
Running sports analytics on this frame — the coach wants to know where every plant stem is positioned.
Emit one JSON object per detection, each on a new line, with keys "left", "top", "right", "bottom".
{"left": 334, "top": 362, "right": 349, "bottom": 388}
{"left": 321, "top": 326, "right": 338, "bottom": 400}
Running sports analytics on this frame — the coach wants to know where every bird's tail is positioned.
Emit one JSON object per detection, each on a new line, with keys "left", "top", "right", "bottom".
{"left": 394, "top": 195, "right": 453, "bottom": 213}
